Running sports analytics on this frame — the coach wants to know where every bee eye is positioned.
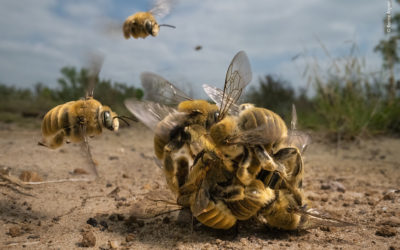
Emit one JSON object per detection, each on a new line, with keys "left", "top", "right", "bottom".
{"left": 144, "top": 20, "right": 152, "bottom": 34}
{"left": 214, "top": 112, "right": 219, "bottom": 121}
{"left": 103, "top": 111, "right": 113, "bottom": 130}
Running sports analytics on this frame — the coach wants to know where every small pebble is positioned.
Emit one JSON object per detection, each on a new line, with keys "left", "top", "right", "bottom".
{"left": 321, "top": 183, "right": 331, "bottom": 190}
{"left": 100, "top": 220, "right": 108, "bottom": 231}
{"left": 81, "top": 231, "right": 96, "bottom": 247}
{"left": 8, "top": 226, "right": 21, "bottom": 237}
{"left": 126, "top": 233, "right": 135, "bottom": 242}
{"left": 109, "top": 240, "right": 119, "bottom": 249}
{"left": 86, "top": 218, "right": 98, "bottom": 227}
{"left": 19, "top": 171, "right": 43, "bottom": 182}
{"left": 73, "top": 168, "right": 88, "bottom": 175}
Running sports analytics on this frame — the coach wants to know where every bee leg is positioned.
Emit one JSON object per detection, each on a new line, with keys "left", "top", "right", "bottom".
{"left": 212, "top": 184, "right": 245, "bottom": 202}
{"left": 236, "top": 148, "right": 254, "bottom": 186}
{"left": 37, "top": 140, "right": 48, "bottom": 147}
{"left": 254, "top": 146, "right": 283, "bottom": 172}
{"left": 274, "top": 147, "right": 304, "bottom": 205}
{"left": 274, "top": 147, "right": 303, "bottom": 186}
{"left": 42, "top": 131, "right": 65, "bottom": 149}
{"left": 163, "top": 149, "right": 180, "bottom": 195}
{"left": 228, "top": 180, "right": 275, "bottom": 221}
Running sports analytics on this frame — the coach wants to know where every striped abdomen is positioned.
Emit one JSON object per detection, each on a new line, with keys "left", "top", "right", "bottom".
{"left": 192, "top": 200, "right": 237, "bottom": 229}
{"left": 41, "top": 99, "right": 102, "bottom": 148}
{"left": 238, "top": 107, "right": 288, "bottom": 151}
{"left": 227, "top": 179, "right": 275, "bottom": 220}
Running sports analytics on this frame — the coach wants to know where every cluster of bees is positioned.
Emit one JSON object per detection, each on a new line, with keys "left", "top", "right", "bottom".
{"left": 125, "top": 51, "right": 321, "bottom": 230}
{"left": 39, "top": 1, "right": 351, "bottom": 231}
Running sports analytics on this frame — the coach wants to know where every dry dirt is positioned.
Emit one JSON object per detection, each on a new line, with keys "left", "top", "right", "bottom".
{"left": 0, "top": 123, "right": 399, "bottom": 249}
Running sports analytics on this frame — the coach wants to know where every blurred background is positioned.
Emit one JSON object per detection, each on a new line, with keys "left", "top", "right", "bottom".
{"left": 0, "top": 0, "right": 398, "bottom": 138}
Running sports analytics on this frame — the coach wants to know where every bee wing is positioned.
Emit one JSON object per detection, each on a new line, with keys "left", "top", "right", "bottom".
{"left": 287, "top": 104, "right": 311, "bottom": 153}
{"left": 79, "top": 124, "right": 99, "bottom": 177}
{"left": 290, "top": 104, "right": 297, "bottom": 130}
{"left": 149, "top": 0, "right": 175, "bottom": 18}
{"left": 202, "top": 84, "right": 241, "bottom": 116}
{"left": 297, "top": 207, "right": 356, "bottom": 230}
{"left": 130, "top": 191, "right": 183, "bottom": 219}
{"left": 85, "top": 52, "right": 104, "bottom": 99}
{"left": 287, "top": 130, "right": 311, "bottom": 154}
{"left": 218, "top": 51, "right": 252, "bottom": 120}
{"left": 191, "top": 179, "right": 211, "bottom": 217}
{"left": 141, "top": 72, "right": 192, "bottom": 106}
{"left": 125, "top": 98, "right": 178, "bottom": 131}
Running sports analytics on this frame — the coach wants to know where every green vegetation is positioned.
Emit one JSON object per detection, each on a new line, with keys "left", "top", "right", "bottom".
{"left": 0, "top": 66, "right": 143, "bottom": 125}
{"left": 1, "top": 43, "right": 399, "bottom": 138}
{"left": 245, "top": 43, "right": 400, "bottom": 138}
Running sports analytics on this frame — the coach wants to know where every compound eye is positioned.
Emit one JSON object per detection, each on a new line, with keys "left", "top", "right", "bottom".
{"left": 103, "top": 111, "right": 113, "bottom": 130}
{"left": 144, "top": 19, "right": 153, "bottom": 34}
{"left": 214, "top": 112, "right": 219, "bottom": 122}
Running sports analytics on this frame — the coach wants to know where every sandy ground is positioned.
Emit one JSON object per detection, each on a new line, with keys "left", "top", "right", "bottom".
{"left": 0, "top": 122, "right": 399, "bottom": 249}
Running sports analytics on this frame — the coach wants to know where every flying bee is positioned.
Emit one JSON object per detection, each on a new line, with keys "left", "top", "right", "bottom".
{"left": 125, "top": 72, "right": 219, "bottom": 196}
{"left": 123, "top": 0, "right": 176, "bottom": 39}
{"left": 39, "top": 55, "right": 128, "bottom": 176}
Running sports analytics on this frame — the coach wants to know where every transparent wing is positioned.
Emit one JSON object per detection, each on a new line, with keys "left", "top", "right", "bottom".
{"left": 202, "top": 84, "right": 240, "bottom": 116}
{"left": 287, "top": 131, "right": 311, "bottom": 154}
{"left": 79, "top": 124, "right": 99, "bottom": 177}
{"left": 85, "top": 52, "right": 104, "bottom": 99}
{"left": 124, "top": 99, "right": 177, "bottom": 131}
{"left": 130, "top": 190, "right": 183, "bottom": 219}
{"left": 218, "top": 51, "right": 252, "bottom": 120}
{"left": 191, "top": 178, "right": 211, "bottom": 217}
{"left": 286, "top": 105, "right": 311, "bottom": 153}
{"left": 297, "top": 207, "right": 356, "bottom": 230}
{"left": 149, "top": 0, "right": 175, "bottom": 18}
{"left": 141, "top": 72, "right": 191, "bottom": 106}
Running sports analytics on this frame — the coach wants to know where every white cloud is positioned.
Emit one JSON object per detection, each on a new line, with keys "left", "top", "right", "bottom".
{"left": 0, "top": 0, "right": 387, "bottom": 99}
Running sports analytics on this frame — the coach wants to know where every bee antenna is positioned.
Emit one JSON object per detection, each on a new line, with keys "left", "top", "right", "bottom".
{"left": 113, "top": 116, "right": 137, "bottom": 126}
{"left": 158, "top": 24, "right": 176, "bottom": 29}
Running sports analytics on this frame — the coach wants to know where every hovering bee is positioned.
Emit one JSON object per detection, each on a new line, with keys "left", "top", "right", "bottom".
{"left": 123, "top": 0, "right": 176, "bottom": 39}
{"left": 39, "top": 55, "right": 127, "bottom": 176}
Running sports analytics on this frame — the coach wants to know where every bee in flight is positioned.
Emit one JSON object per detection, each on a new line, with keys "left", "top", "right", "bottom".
{"left": 123, "top": 0, "right": 176, "bottom": 39}
{"left": 39, "top": 55, "right": 129, "bottom": 176}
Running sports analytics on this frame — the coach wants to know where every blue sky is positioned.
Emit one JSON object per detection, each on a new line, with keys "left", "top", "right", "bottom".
{"left": 0, "top": 0, "right": 391, "bottom": 98}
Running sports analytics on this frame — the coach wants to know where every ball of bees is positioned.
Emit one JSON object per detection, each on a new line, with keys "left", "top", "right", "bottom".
{"left": 127, "top": 51, "right": 350, "bottom": 231}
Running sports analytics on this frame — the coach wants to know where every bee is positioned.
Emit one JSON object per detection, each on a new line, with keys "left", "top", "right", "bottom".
{"left": 41, "top": 100, "right": 119, "bottom": 149}
{"left": 39, "top": 55, "right": 126, "bottom": 176}
{"left": 123, "top": 0, "right": 176, "bottom": 39}
{"left": 125, "top": 72, "right": 219, "bottom": 197}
